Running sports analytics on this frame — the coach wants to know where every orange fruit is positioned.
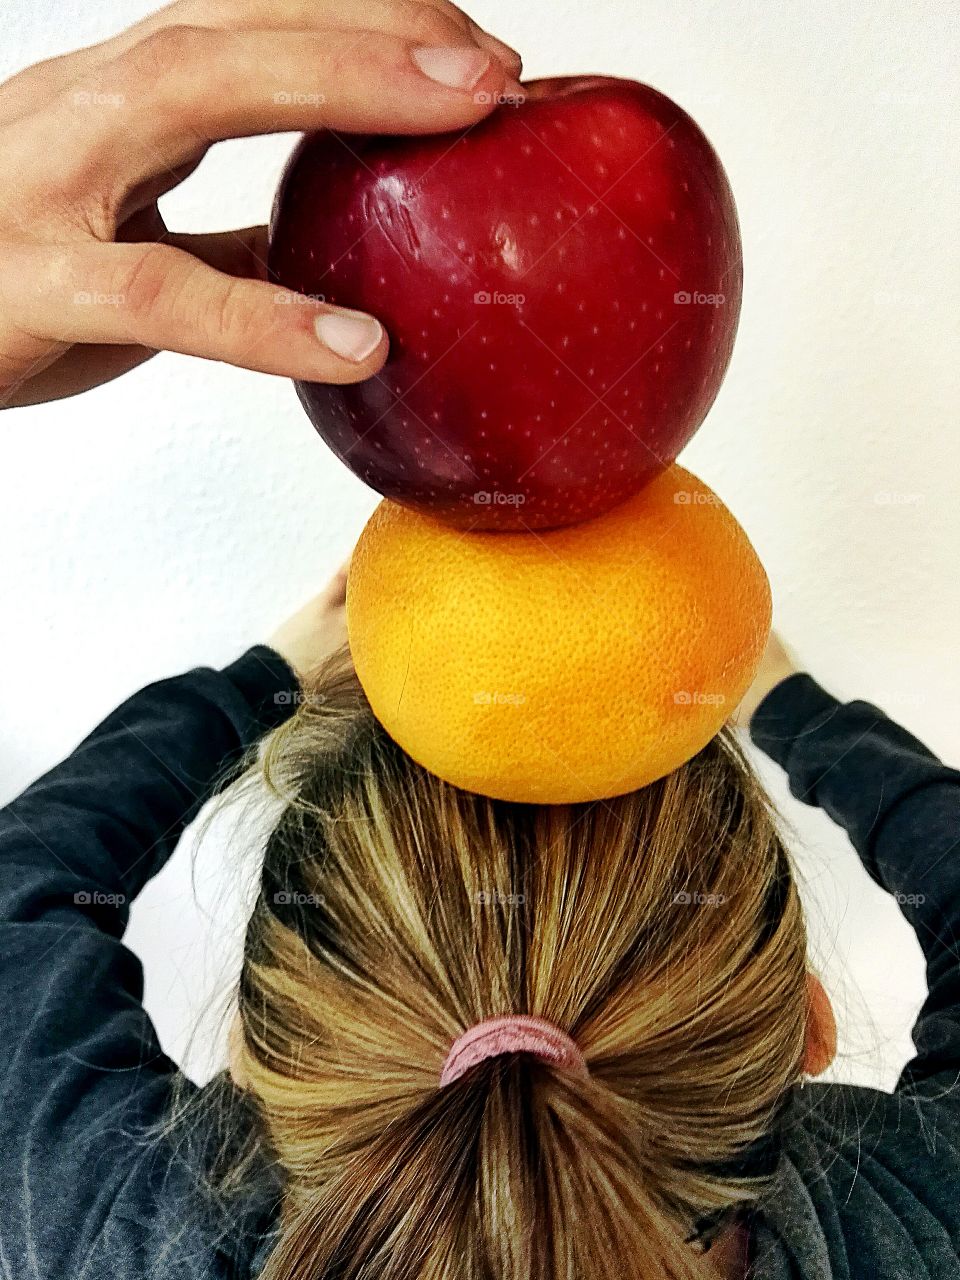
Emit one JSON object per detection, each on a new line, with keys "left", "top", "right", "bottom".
{"left": 346, "top": 464, "right": 771, "bottom": 804}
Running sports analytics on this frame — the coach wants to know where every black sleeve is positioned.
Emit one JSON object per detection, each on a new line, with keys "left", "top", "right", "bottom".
{"left": 750, "top": 673, "right": 960, "bottom": 1095}
{"left": 0, "top": 644, "right": 300, "bottom": 1279}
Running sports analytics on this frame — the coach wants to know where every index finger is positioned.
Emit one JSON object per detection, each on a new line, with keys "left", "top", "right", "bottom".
{"left": 52, "top": 25, "right": 518, "bottom": 190}
{"left": 132, "top": 0, "right": 523, "bottom": 73}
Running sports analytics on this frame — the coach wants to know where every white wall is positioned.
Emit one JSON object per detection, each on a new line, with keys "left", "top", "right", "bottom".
{"left": 1, "top": 0, "right": 957, "bottom": 1089}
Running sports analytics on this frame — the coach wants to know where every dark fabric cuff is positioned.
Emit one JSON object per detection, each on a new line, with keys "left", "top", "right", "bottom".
{"left": 220, "top": 644, "right": 303, "bottom": 735}
{"left": 748, "top": 673, "right": 840, "bottom": 773}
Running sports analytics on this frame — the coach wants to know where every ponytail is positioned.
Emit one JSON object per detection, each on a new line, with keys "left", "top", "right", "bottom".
{"left": 225, "top": 645, "right": 806, "bottom": 1280}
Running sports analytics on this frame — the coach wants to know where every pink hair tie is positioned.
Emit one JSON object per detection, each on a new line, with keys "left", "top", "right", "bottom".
{"left": 440, "top": 1014, "right": 588, "bottom": 1088}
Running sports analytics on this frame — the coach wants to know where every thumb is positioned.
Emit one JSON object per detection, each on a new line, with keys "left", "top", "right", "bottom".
{"left": 2, "top": 240, "right": 388, "bottom": 381}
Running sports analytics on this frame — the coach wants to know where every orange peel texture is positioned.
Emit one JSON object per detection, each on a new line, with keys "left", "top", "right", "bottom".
{"left": 346, "top": 464, "right": 771, "bottom": 804}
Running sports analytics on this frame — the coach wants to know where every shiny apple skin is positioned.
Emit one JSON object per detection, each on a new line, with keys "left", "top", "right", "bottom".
{"left": 268, "top": 76, "right": 742, "bottom": 530}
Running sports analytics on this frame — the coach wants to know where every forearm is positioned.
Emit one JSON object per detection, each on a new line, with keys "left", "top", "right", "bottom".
{"left": 749, "top": 673, "right": 958, "bottom": 881}
{"left": 0, "top": 644, "right": 300, "bottom": 931}
{"left": 750, "top": 672, "right": 960, "bottom": 1089}
{"left": 0, "top": 644, "right": 301, "bottom": 1280}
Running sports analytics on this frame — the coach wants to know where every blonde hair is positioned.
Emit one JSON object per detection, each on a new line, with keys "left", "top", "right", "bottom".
{"left": 225, "top": 643, "right": 808, "bottom": 1280}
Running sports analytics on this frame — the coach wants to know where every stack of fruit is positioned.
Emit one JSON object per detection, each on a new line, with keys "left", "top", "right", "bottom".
{"left": 268, "top": 77, "right": 770, "bottom": 804}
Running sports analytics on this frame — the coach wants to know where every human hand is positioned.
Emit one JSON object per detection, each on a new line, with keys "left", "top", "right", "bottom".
{"left": 0, "top": 0, "right": 522, "bottom": 408}
{"left": 266, "top": 562, "right": 352, "bottom": 685}
{"left": 730, "top": 631, "right": 800, "bottom": 728}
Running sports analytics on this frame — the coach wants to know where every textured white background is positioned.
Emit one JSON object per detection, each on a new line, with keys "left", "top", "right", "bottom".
{"left": 1, "top": 0, "right": 958, "bottom": 1089}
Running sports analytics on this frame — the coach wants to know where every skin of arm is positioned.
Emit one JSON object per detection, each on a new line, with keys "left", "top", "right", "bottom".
{"left": 730, "top": 632, "right": 799, "bottom": 728}
{"left": 266, "top": 563, "right": 350, "bottom": 685}
{"left": 0, "top": 0, "right": 523, "bottom": 408}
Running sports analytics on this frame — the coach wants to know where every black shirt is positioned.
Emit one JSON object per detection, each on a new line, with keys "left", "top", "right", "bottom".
{"left": 0, "top": 650, "right": 957, "bottom": 1278}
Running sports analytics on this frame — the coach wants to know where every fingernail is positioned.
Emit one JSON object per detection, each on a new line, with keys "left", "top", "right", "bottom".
{"left": 315, "top": 310, "right": 383, "bottom": 363}
{"left": 411, "top": 46, "right": 491, "bottom": 91}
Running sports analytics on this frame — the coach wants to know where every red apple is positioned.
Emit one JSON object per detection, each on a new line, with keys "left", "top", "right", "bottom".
{"left": 268, "top": 76, "right": 741, "bottom": 530}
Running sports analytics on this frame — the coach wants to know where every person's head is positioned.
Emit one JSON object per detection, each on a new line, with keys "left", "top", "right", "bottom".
{"left": 227, "top": 644, "right": 834, "bottom": 1280}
